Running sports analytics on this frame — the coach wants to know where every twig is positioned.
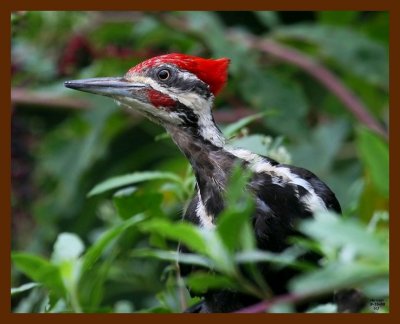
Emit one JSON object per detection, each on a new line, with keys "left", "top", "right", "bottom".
{"left": 11, "top": 88, "right": 255, "bottom": 124}
{"left": 11, "top": 88, "right": 91, "bottom": 110}
{"left": 242, "top": 35, "right": 388, "bottom": 139}
{"left": 234, "top": 292, "right": 306, "bottom": 313}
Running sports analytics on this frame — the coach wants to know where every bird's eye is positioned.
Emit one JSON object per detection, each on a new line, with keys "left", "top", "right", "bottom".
{"left": 157, "top": 69, "right": 170, "bottom": 81}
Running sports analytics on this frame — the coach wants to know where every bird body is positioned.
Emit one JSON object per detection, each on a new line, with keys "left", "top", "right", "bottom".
{"left": 65, "top": 53, "right": 343, "bottom": 313}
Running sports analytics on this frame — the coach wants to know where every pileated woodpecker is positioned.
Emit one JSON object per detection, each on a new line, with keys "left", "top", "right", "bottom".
{"left": 65, "top": 53, "right": 358, "bottom": 313}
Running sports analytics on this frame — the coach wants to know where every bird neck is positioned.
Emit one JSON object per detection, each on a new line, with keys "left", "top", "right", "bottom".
{"left": 165, "top": 121, "right": 235, "bottom": 216}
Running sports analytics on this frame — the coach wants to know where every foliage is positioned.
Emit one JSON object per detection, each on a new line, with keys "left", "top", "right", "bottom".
{"left": 11, "top": 11, "right": 388, "bottom": 313}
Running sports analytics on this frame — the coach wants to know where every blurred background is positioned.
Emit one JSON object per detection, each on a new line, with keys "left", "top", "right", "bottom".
{"left": 11, "top": 11, "right": 389, "bottom": 313}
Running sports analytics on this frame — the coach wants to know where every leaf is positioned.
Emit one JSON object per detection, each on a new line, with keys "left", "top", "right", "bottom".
{"left": 51, "top": 233, "right": 85, "bottom": 264}
{"left": 35, "top": 102, "right": 125, "bottom": 218}
{"left": 154, "top": 132, "right": 171, "bottom": 141}
{"left": 361, "top": 278, "right": 389, "bottom": 298}
{"left": 182, "top": 12, "right": 227, "bottom": 57}
{"left": 235, "top": 250, "right": 298, "bottom": 266}
{"left": 288, "top": 119, "right": 349, "bottom": 174}
{"left": 318, "top": 11, "right": 360, "bottom": 26}
{"left": 113, "top": 187, "right": 163, "bottom": 220}
{"left": 240, "top": 66, "right": 309, "bottom": 138}
{"left": 13, "top": 287, "right": 44, "bottom": 313}
{"left": 186, "top": 273, "right": 238, "bottom": 293}
{"left": 222, "top": 113, "right": 264, "bottom": 138}
{"left": 232, "top": 135, "right": 292, "bottom": 164}
{"left": 140, "top": 219, "right": 234, "bottom": 274}
{"left": 274, "top": 24, "right": 388, "bottom": 89}
{"left": 140, "top": 219, "right": 209, "bottom": 256}
{"left": 218, "top": 196, "right": 252, "bottom": 242}
{"left": 181, "top": 12, "right": 252, "bottom": 75}
{"left": 289, "top": 261, "right": 385, "bottom": 295}
{"left": 255, "top": 11, "right": 280, "bottom": 29}
{"left": 130, "top": 249, "right": 213, "bottom": 269}
{"left": 306, "top": 303, "right": 338, "bottom": 313}
{"left": 356, "top": 127, "right": 389, "bottom": 197}
{"left": 11, "top": 283, "right": 41, "bottom": 296}
{"left": 217, "top": 165, "right": 254, "bottom": 251}
{"left": 298, "top": 211, "right": 387, "bottom": 261}
{"left": 88, "top": 171, "right": 182, "bottom": 197}
{"left": 231, "top": 135, "right": 271, "bottom": 156}
{"left": 136, "top": 306, "right": 171, "bottom": 314}
{"left": 82, "top": 214, "right": 146, "bottom": 271}
{"left": 12, "top": 253, "right": 66, "bottom": 298}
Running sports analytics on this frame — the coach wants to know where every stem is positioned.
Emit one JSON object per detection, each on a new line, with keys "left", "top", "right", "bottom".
{"left": 175, "top": 264, "right": 188, "bottom": 312}
{"left": 235, "top": 292, "right": 306, "bottom": 313}
{"left": 233, "top": 271, "right": 271, "bottom": 300}
{"left": 69, "top": 284, "right": 83, "bottom": 313}
{"left": 235, "top": 272, "right": 387, "bottom": 313}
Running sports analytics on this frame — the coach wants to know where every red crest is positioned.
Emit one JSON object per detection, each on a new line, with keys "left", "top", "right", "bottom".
{"left": 127, "top": 53, "right": 230, "bottom": 95}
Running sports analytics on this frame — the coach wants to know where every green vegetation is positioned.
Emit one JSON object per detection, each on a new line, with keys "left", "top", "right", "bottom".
{"left": 11, "top": 11, "right": 388, "bottom": 313}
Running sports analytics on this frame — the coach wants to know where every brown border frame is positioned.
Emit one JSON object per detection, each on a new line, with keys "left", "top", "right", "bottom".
{"left": 4, "top": 1, "right": 398, "bottom": 324}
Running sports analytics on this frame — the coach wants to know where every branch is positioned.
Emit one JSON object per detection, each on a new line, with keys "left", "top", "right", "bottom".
{"left": 156, "top": 13, "right": 388, "bottom": 140}
{"left": 11, "top": 88, "right": 91, "bottom": 110}
{"left": 234, "top": 292, "right": 308, "bottom": 313}
{"left": 11, "top": 88, "right": 255, "bottom": 124}
{"left": 241, "top": 35, "right": 388, "bottom": 140}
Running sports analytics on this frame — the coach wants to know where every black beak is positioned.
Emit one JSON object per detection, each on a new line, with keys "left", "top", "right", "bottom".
{"left": 64, "top": 77, "right": 148, "bottom": 99}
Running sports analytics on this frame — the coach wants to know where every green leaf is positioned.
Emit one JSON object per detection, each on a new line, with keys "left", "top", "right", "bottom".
{"left": 361, "top": 278, "right": 389, "bottom": 298}
{"left": 356, "top": 127, "right": 389, "bottom": 197}
{"left": 231, "top": 135, "right": 270, "bottom": 156}
{"left": 186, "top": 273, "right": 238, "bottom": 293}
{"left": 274, "top": 24, "right": 388, "bottom": 89}
{"left": 11, "top": 282, "right": 41, "bottom": 296}
{"left": 318, "top": 11, "right": 359, "bottom": 26}
{"left": 235, "top": 250, "right": 298, "bottom": 267}
{"left": 222, "top": 113, "right": 264, "bottom": 138}
{"left": 299, "top": 211, "right": 387, "bottom": 261}
{"left": 255, "top": 11, "right": 280, "bottom": 29}
{"left": 154, "top": 132, "right": 171, "bottom": 141}
{"left": 113, "top": 187, "right": 163, "bottom": 220}
{"left": 136, "top": 306, "right": 171, "bottom": 313}
{"left": 12, "top": 253, "right": 66, "bottom": 298}
{"left": 218, "top": 211, "right": 247, "bottom": 241}
{"left": 130, "top": 249, "right": 213, "bottom": 269}
{"left": 223, "top": 163, "right": 253, "bottom": 207}
{"left": 215, "top": 165, "right": 255, "bottom": 252}
{"left": 181, "top": 12, "right": 253, "bottom": 75}
{"left": 13, "top": 287, "right": 45, "bottom": 313}
{"left": 288, "top": 119, "right": 349, "bottom": 174}
{"left": 82, "top": 214, "right": 147, "bottom": 271}
{"left": 140, "top": 219, "right": 209, "bottom": 256}
{"left": 88, "top": 171, "right": 182, "bottom": 197}
{"left": 289, "top": 261, "right": 386, "bottom": 295}
{"left": 240, "top": 66, "right": 309, "bottom": 138}
{"left": 140, "top": 219, "right": 234, "bottom": 274}
{"left": 182, "top": 12, "right": 227, "bottom": 57}
{"left": 35, "top": 102, "right": 125, "bottom": 218}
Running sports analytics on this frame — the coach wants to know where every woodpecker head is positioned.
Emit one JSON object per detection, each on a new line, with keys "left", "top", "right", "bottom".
{"left": 65, "top": 53, "right": 230, "bottom": 135}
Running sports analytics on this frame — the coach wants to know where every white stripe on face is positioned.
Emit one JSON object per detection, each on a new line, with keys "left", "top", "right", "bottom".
{"left": 123, "top": 75, "right": 224, "bottom": 147}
